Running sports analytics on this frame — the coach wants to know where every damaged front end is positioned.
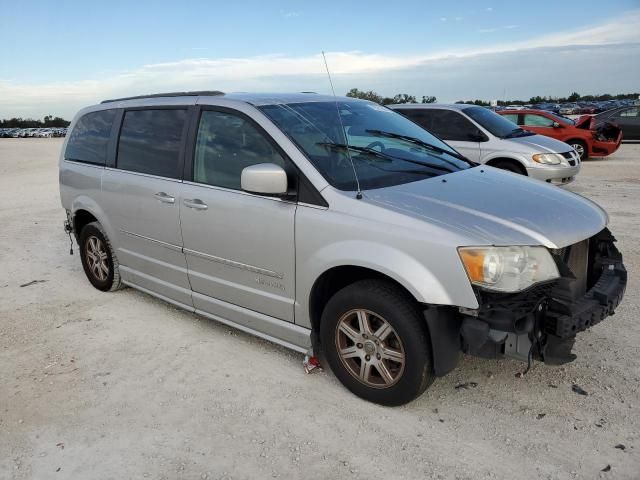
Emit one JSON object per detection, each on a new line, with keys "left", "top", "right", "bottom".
{"left": 459, "top": 228, "right": 626, "bottom": 366}
{"left": 576, "top": 115, "right": 623, "bottom": 156}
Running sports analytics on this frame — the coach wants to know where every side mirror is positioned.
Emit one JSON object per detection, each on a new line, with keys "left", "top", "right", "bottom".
{"left": 241, "top": 163, "right": 288, "bottom": 196}
{"left": 552, "top": 122, "right": 562, "bottom": 128}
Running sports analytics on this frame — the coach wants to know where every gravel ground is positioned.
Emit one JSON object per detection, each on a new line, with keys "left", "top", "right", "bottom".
{"left": 1, "top": 139, "right": 638, "bottom": 480}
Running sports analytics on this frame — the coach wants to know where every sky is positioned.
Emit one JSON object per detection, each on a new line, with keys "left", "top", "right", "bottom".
{"left": 1, "top": 0, "right": 639, "bottom": 118}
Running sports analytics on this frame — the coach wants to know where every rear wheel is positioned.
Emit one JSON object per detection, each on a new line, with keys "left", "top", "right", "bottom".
{"left": 79, "top": 222, "right": 123, "bottom": 292}
{"left": 320, "top": 279, "right": 433, "bottom": 406}
{"left": 568, "top": 140, "right": 588, "bottom": 160}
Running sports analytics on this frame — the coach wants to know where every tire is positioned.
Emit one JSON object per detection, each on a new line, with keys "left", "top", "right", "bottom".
{"left": 568, "top": 139, "right": 588, "bottom": 161}
{"left": 320, "top": 279, "right": 433, "bottom": 406}
{"left": 491, "top": 159, "right": 526, "bottom": 175}
{"left": 78, "top": 221, "right": 123, "bottom": 292}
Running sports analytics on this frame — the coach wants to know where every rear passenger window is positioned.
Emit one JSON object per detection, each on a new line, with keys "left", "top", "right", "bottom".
{"left": 65, "top": 110, "right": 116, "bottom": 165}
{"left": 193, "top": 110, "right": 286, "bottom": 190}
{"left": 117, "top": 109, "right": 186, "bottom": 178}
{"left": 427, "top": 110, "right": 477, "bottom": 141}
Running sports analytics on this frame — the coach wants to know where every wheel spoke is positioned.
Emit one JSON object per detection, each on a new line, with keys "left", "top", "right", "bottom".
{"left": 359, "top": 361, "right": 372, "bottom": 383}
{"left": 373, "top": 322, "right": 393, "bottom": 341}
{"left": 381, "top": 346, "right": 404, "bottom": 364}
{"left": 375, "top": 361, "right": 395, "bottom": 385}
{"left": 356, "top": 310, "right": 372, "bottom": 336}
{"left": 338, "top": 322, "right": 359, "bottom": 342}
{"left": 340, "top": 345, "right": 360, "bottom": 359}
{"left": 99, "top": 261, "right": 109, "bottom": 276}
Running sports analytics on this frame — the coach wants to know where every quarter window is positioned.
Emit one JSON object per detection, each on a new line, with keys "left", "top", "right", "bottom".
{"left": 65, "top": 109, "right": 116, "bottom": 165}
{"left": 193, "top": 110, "right": 286, "bottom": 190}
{"left": 117, "top": 109, "right": 187, "bottom": 178}
{"left": 522, "top": 114, "right": 555, "bottom": 127}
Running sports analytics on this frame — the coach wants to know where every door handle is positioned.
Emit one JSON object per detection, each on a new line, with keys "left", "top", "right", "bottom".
{"left": 184, "top": 198, "right": 208, "bottom": 210}
{"left": 154, "top": 192, "right": 175, "bottom": 204}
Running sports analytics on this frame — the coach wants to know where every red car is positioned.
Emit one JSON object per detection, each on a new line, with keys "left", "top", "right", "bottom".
{"left": 498, "top": 109, "right": 622, "bottom": 160}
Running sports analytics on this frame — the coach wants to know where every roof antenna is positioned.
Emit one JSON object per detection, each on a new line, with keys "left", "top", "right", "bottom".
{"left": 321, "top": 51, "right": 362, "bottom": 199}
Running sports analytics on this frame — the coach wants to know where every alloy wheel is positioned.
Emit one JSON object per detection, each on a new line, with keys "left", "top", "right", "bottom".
{"left": 85, "top": 235, "right": 109, "bottom": 282}
{"left": 571, "top": 143, "right": 585, "bottom": 159}
{"left": 335, "top": 309, "right": 405, "bottom": 388}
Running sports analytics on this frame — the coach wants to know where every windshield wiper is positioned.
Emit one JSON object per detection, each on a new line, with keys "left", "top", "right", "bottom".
{"left": 365, "top": 129, "right": 471, "bottom": 163}
{"left": 316, "top": 142, "right": 455, "bottom": 173}
{"left": 316, "top": 142, "right": 391, "bottom": 162}
{"left": 502, "top": 128, "right": 535, "bottom": 139}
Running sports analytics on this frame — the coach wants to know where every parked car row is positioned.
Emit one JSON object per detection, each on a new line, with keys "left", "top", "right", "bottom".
{"left": 0, "top": 127, "right": 68, "bottom": 138}
{"left": 495, "top": 98, "right": 637, "bottom": 115}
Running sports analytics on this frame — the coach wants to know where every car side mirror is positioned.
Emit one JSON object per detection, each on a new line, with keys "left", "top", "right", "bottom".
{"left": 552, "top": 122, "right": 562, "bottom": 128}
{"left": 241, "top": 163, "right": 288, "bottom": 196}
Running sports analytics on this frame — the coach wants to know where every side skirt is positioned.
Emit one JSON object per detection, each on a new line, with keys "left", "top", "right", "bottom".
{"left": 121, "top": 279, "right": 312, "bottom": 354}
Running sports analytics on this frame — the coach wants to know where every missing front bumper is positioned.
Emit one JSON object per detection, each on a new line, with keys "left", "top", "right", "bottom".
{"left": 460, "top": 228, "right": 626, "bottom": 364}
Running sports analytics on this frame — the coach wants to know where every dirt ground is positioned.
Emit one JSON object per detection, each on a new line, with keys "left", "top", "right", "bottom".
{"left": 1, "top": 139, "right": 638, "bottom": 480}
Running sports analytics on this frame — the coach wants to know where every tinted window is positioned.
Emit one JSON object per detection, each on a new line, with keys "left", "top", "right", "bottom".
{"left": 415, "top": 109, "right": 477, "bottom": 141}
{"left": 260, "top": 101, "right": 471, "bottom": 191}
{"left": 65, "top": 110, "right": 116, "bottom": 165}
{"left": 463, "top": 106, "right": 531, "bottom": 138}
{"left": 523, "top": 114, "right": 555, "bottom": 127}
{"left": 193, "top": 110, "right": 286, "bottom": 190}
{"left": 117, "top": 109, "right": 186, "bottom": 178}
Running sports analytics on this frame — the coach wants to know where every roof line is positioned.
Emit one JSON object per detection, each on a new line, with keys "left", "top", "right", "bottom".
{"left": 101, "top": 91, "right": 224, "bottom": 104}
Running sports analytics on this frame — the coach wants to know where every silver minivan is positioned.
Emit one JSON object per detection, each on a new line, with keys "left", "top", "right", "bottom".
{"left": 60, "top": 92, "right": 626, "bottom": 406}
{"left": 390, "top": 104, "right": 581, "bottom": 185}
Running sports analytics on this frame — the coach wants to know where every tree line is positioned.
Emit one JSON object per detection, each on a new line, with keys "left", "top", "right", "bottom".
{"left": 347, "top": 88, "right": 639, "bottom": 106}
{"left": 346, "top": 88, "right": 436, "bottom": 105}
{"left": 0, "top": 115, "right": 70, "bottom": 128}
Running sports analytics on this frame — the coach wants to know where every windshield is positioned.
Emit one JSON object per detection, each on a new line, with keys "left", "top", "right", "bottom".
{"left": 259, "top": 101, "right": 473, "bottom": 191}
{"left": 463, "top": 106, "right": 534, "bottom": 139}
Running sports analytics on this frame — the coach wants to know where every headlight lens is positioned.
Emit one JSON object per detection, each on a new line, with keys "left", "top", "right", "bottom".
{"left": 532, "top": 153, "right": 564, "bottom": 165}
{"left": 458, "top": 246, "right": 559, "bottom": 292}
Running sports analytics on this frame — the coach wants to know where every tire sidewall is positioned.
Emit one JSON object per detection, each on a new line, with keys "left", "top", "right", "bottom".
{"left": 569, "top": 140, "right": 588, "bottom": 160}
{"left": 320, "top": 281, "right": 432, "bottom": 406}
{"left": 79, "top": 223, "right": 115, "bottom": 291}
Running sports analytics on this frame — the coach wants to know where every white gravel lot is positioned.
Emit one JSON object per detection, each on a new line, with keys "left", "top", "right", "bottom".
{"left": 1, "top": 139, "right": 638, "bottom": 480}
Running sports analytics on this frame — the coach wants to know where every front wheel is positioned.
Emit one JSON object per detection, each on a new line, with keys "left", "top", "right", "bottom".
{"left": 568, "top": 140, "right": 588, "bottom": 161}
{"left": 320, "top": 279, "right": 433, "bottom": 406}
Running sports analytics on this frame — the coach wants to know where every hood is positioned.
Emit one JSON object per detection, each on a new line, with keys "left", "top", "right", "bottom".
{"left": 574, "top": 115, "right": 593, "bottom": 129}
{"left": 504, "top": 133, "right": 574, "bottom": 154}
{"left": 363, "top": 167, "right": 607, "bottom": 249}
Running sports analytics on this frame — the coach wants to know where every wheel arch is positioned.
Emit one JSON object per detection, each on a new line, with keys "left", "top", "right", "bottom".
{"left": 70, "top": 196, "right": 117, "bottom": 243}
{"left": 485, "top": 157, "right": 528, "bottom": 174}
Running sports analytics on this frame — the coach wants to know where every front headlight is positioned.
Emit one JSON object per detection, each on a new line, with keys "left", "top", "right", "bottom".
{"left": 458, "top": 246, "right": 560, "bottom": 292}
{"left": 532, "top": 153, "right": 564, "bottom": 165}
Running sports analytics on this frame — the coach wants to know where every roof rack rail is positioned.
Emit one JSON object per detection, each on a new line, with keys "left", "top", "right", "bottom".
{"left": 101, "top": 91, "right": 224, "bottom": 104}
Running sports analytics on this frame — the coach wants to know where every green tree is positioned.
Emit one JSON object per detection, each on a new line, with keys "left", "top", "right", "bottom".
{"left": 567, "top": 92, "right": 581, "bottom": 102}
{"left": 421, "top": 95, "right": 437, "bottom": 104}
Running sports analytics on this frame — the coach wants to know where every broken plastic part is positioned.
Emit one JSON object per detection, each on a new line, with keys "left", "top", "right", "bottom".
{"left": 303, "top": 350, "right": 322, "bottom": 374}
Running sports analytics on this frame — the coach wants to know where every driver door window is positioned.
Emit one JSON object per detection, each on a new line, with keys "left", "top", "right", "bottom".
{"left": 523, "top": 114, "right": 555, "bottom": 127}
{"left": 193, "top": 110, "right": 286, "bottom": 190}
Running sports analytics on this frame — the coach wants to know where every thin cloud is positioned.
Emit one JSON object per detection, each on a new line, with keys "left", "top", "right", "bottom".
{"left": 479, "top": 24, "right": 519, "bottom": 33}
{"left": 1, "top": 10, "right": 639, "bottom": 117}
{"left": 281, "top": 11, "right": 301, "bottom": 18}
